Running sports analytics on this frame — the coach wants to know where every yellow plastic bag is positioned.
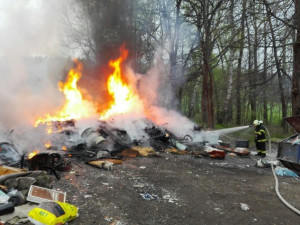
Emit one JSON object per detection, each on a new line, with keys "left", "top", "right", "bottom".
{"left": 28, "top": 201, "right": 78, "bottom": 225}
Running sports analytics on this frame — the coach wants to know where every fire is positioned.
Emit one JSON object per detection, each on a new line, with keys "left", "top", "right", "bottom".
{"left": 28, "top": 150, "right": 39, "bottom": 159}
{"left": 46, "top": 122, "right": 53, "bottom": 134}
{"left": 35, "top": 46, "right": 145, "bottom": 132}
{"left": 100, "top": 47, "right": 144, "bottom": 119}
{"left": 35, "top": 59, "right": 96, "bottom": 127}
{"left": 62, "top": 146, "right": 67, "bottom": 151}
{"left": 44, "top": 141, "right": 51, "bottom": 149}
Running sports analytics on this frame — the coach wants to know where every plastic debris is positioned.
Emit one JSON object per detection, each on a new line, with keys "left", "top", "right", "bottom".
{"left": 140, "top": 193, "right": 158, "bottom": 201}
{"left": 0, "top": 143, "right": 21, "bottom": 166}
{"left": 8, "top": 190, "right": 26, "bottom": 206}
{"left": 103, "top": 161, "right": 114, "bottom": 170}
{"left": 0, "top": 202, "right": 14, "bottom": 215}
{"left": 291, "top": 136, "right": 300, "bottom": 145}
{"left": 0, "top": 190, "right": 9, "bottom": 203}
{"left": 256, "top": 159, "right": 280, "bottom": 168}
{"left": 28, "top": 201, "right": 78, "bottom": 225}
{"left": 175, "top": 142, "right": 187, "bottom": 150}
{"left": 275, "top": 166, "right": 299, "bottom": 177}
{"left": 0, "top": 202, "right": 36, "bottom": 224}
{"left": 240, "top": 203, "right": 250, "bottom": 211}
{"left": 96, "top": 151, "right": 110, "bottom": 158}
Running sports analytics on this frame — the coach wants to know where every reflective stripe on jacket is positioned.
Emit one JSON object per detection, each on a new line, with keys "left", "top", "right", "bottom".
{"left": 254, "top": 125, "right": 266, "bottom": 142}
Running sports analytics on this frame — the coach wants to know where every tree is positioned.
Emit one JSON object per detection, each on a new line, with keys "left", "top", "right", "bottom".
{"left": 184, "top": 0, "right": 228, "bottom": 128}
{"left": 236, "top": 0, "right": 246, "bottom": 125}
{"left": 293, "top": 0, "right": 300, "bottom": 116}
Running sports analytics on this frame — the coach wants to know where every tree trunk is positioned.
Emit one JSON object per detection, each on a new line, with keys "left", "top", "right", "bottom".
{"left": 246, "top": 17, "right": 255, "bottom": 123}
{"left": 266, "top": 6, "right": 287, "bottom": 130}
{"left": 188, "top": 79, "right": 200, "bottom": 118}
{"left": 293, "top": 0, "right": 300, "bottom": 116}
{"left": 252, "top": 3, "right": 259, "bottom": 122}
{"left": 236, "top": 0, "right": 246, "bottom": 125}
{"left": 222, "top": 0, "right": 234, "bottom": 124}
{"left": 169, "top": 0, "right": 183, "bottom": 111}
{"left": 201, "top": 39, "right": 215, "bottom": 128}
{"left": 263, "top": 15, "right": 268, "bottom": 123}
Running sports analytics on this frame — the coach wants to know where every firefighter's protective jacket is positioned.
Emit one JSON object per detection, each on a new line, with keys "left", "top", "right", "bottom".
{"left": 254, "top": 124, "right": 266, "bottom": 142}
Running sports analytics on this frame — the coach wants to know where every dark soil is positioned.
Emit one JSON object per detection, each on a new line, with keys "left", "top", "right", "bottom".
{"left": 40, "top": 150, "right": 300, "bottom": 225}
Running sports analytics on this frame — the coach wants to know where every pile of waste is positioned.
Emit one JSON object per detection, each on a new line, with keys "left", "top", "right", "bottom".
{"left": 0, "top": 165, "right": 77, "bottom": 224}
{"left": 2, "top": 119, "right": 297, "bottom": 224}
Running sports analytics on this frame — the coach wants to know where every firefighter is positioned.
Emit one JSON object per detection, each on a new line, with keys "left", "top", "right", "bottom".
{"left": 253, "top": 120, "right": 266, "bottom": 157}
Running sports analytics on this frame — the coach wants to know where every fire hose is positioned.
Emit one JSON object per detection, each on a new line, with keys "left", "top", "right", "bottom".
{"left": 264, "top": 125, "right": 300, "bottom": 216}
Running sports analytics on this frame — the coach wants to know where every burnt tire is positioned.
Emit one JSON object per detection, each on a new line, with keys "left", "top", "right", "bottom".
{"left": 183, "top": 135, "right": 193, "bottom": 142}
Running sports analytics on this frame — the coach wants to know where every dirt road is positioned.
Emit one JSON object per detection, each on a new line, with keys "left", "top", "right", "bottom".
{"left": 47, "top": 152, "right": 300, "bottom": 225}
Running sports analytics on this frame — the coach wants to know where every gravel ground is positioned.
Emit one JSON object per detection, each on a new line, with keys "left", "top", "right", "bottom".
{"left": 27, "top": 147, "right": 299, "bottom": 225}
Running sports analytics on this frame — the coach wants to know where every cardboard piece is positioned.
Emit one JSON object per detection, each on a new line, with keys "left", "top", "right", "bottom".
{"left": 27, "top": 185, "right": 66, "bottom": 204}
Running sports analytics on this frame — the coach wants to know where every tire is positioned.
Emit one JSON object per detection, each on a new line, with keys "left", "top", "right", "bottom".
{"left": 183, "top": 135, "right": 193, "bottom": 142}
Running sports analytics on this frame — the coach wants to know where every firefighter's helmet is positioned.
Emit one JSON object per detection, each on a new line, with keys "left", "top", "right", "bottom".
{"left": 253, "top": 120, "right": 260, "bottom": 126}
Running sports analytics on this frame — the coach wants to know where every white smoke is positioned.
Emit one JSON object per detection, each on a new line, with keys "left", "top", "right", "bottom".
{"left": 0, "top": 0, "right": 72, "bottom": 151}
{"left": 0, "top": 0, "right": 244, "bottom": 154}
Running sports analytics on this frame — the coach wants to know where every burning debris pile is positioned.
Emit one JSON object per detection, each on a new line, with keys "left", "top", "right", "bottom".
{"left": 0, "top": 46, "right": 253, "bottom": 224}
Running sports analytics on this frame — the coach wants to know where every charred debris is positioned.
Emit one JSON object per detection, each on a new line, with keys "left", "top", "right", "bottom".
{"left": 0, "top": 120, "right": 253, "bottom": 222}
{"left": 0, "top": 119, "right": 251, "bottom": 180}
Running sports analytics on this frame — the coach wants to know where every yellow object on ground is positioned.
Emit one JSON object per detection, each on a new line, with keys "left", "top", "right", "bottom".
{"left": 131, "top": 146, "right": 157, "bottom": 157}
{"left": 28, "top": 201, "right": 78, "bottom": 225}
{"left": 0, "top": 165, "right": 27, "bottom": 176}
{"left": 88, "top": 159, "right": 123, "bottom": 168}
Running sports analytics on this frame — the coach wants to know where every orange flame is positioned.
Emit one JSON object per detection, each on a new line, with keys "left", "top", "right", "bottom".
{"left": 35, "top": 47, "right": 146, "bottom": 129}
{"left": 46, "top": 122, "right": 53, "bottom": 134}
{"left": 28, "top": 150, "right": 39, "bottom": 159}
{"left": 44, "top": 141, "right": 51, "bottom": 149}
{"left": 62, "top": 146, "right": 67, "bottom": 151}
{"left": 100, "top": 47, "right": 143, "bottom": 119}
{"left": 35, "top": 59, "right": 96, "bottom": 127}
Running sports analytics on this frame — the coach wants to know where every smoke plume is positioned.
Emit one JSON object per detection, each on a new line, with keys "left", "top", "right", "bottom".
{"left": 0, "top": 0, "right": 71, "bottom": 150}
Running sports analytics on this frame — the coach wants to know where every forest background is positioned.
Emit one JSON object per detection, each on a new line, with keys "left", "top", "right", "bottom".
{"left": 62, "top": 0, "right": 300, "bottom": 137}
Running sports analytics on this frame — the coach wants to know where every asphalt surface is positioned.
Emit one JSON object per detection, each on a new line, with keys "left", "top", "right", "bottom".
{"left": 38, "top": 149, "right": 300, "bottom": 225}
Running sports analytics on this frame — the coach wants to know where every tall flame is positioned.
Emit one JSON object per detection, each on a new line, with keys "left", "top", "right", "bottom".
{"left": 35, "top": 47, "right": 145, "bottom": 128}
{"left": 100, "top": 47, "right": 143, "bottom": 120}
{"left": 35, "top": 59, "right": 96, "bottom": 127}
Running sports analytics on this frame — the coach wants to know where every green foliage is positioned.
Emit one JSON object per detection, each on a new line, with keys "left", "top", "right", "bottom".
{"left": 215, "top": 123, "right": 232, "bottom": 129}
{"left": 267, "top": 125, "right": 294, "bottom": 139}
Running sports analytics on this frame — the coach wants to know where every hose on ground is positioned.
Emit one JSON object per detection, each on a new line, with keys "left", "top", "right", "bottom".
{"left": 271, "top": 164, "right": 300, "bottom": 216}
{"left": 264, "top": 125, "right": 300, "bottom": 215}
